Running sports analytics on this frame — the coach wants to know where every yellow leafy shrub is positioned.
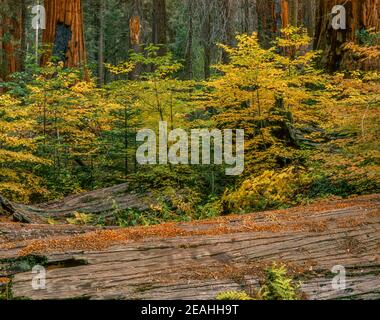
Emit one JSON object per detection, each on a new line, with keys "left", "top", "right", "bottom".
{"left": 222, "top": 167, "right": 312, "bottom": 212}
{"left": 0, "top": 94, "right": 48, "bottom": 202}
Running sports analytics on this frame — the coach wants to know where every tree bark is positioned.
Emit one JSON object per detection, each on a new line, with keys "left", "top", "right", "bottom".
{"left": 280, "top": 0, "right": 316, "bottom": 34}
{"left": 0, "top": 183, "right": 156, "bottom": 224}
{"left": 129, "top": 0, "right": 142, "bottom": 79}
{"left": 199, "top": 0, "right": 215, "bottom": 80}
{"left": 220, "top": 0, "right": 234, "bottom": 64}
{"left": 242, "top": 0, "right": 250, "bottom": 33}
{"left": 289, "top": 0, "right": 299, "bottom": 26}
{"left": 256, "top": 0, "right": 277, "bottom": 48}
{"left": 300, "top": 0, "right": 317, "bottom": 36}
{"left": 41, "top": 0, "right": 87, "bottom": 67}
{"left": 97, "top": 0, "right": 105, "bottom": 86}
{"left": 281, "top": 0, "right": 290, "bottom": 28}
{"left": 152, "top": 0, "right": 167, "bottom": 55}
{"left": 20, "top": 0, "right": 27, "bottom": 71}
{"left": 184, "top": 0, "right": 194, "bottom": 79}
{"left": 314, "top": 0, "right": 380, "bottom": 71}
{"left": 202, "top": 11, "right": 212, "bottom": 80}
{"left": 0, "top": 0, "right": 24, "bottom": 81}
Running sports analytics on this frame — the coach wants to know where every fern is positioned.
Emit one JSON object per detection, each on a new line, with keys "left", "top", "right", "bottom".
{"left": 259, "top": 263, "right": 301, "bottom": 300}
{"left": 216, "top": 291, "right": 252, "bottom": 301}
{"left": 66, "top": 212, "right": 94, "bottom": 225}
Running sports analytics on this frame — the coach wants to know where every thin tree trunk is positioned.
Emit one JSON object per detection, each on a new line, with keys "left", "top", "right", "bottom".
{"left": 202, "top": 11, "right": 212, "bottom": 80}
{"left": 221, "top": 0, "right": 234, "bottom": 64}
{"left": 289, "top": 0, "right": 298, "bottom": 26}
{"left": 124, "top": 106, "right": 128, "bottom": 177}
{"left": 21, "top": 0, "right": 27, "bottom": 71}
{"left": 129, "top": 0, "right": 142, "bottom": 79}
{"left": 300, "top": 0, "right": 316, "bottom": 36}
{"left": 281, "top": 0, "right": 290, "bottom": 28}
{"left": 152, "top": 0, "right": 167, "bottom": 55}
{"left": 97, "top": 0, "right": 105, "bottom": 86}
{"left": 96, "top": 0, "right": 106, "bottom": 87}
{"left": 242, "top": 0, "right": 250, "bottom": 33}
{"left": 184, "top": 0, "right": 194, "bottom": 80}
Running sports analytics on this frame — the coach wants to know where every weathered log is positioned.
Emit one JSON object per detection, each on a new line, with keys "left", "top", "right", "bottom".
{"left": 0, "top": 183, "right": 156, "bottom": 224}
{"left": 0, "top": 194, "right": 14, "bottom": 216}
{"left": 0, "top": 194, "right": 379, "bottom": 300}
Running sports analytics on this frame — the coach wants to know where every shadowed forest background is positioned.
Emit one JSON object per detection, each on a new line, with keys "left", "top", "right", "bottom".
{"left": 0, "top": 0, "right": 379, "bottom": 227}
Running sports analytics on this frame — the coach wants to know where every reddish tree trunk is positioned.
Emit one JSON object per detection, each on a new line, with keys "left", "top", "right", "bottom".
{"left": 0, "top": 0, "right": 24, "bottom": 81}
{"left": 281, "top": 0, "right": 290, "bottom": 28}
{"left": 41, "top": 0, "right": 87, "bottom": 67}
{"left": 129, "top": 0, "right": 142, "bottom": 79}
{"left": 314, "top": 0, "right": 380, "bottom": 71}
{"left": 256, "top": 0, "right": 277, "bottom": 47}
{"left": 280, "top": 0, "right": 316, "bottom": 35}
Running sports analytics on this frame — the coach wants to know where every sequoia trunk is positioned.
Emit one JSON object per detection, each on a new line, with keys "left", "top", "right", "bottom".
{"left": 0, "top": 0, "right": 24, "bottom": 81}
{"left": 256, "top": 0, "right": 278, "bottom": 47}
{"left": 314, "top": 0, "right": 380, "bottom": 71}
{"left": 41, "top": 0, "right": 87, "bottom": 67}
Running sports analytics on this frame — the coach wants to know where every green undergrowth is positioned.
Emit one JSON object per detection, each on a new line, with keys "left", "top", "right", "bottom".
{"left": 216, "top": 263, "right": 302, "bottom": 301}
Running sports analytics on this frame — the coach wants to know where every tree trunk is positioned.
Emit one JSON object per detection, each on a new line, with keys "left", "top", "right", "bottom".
{"left": 300, "top": 0, "right": 317, "bottom": 36}
{"left": 20, "top": 0, "right": 27, "bottom": 71}
{"left": 242, "top": 0, "right": 250, "bottom": 33}
{"left": 152, "top": 0, "right": 167, "bottom": 55}
{"left": 41, "top": 0, "right": 87, "bottom": 67}
{"left": 281, "top": 0, "right": 290, "bottom": 28}
{"left": 221, "top": 0, "right": 234, "bottom": 64}
{"left": 202, "top": 11, "right": 212, "bottom": 80}
{"left": 289, "top": 0, "right": 299, "bottom": 26}
{"left": 280, "top": 0, "right": 316, "bottom": 34}
{"left": 0, "top": 0, "right": 24, "bottom": 81}
{"left": 129, "top": 0, "right": 142, "bottom": 79}
{"left": 314, "top": 0, "right": 380, "bottom": 71}
{"left": 97, "top": 0, "right": 105, "bottom": 86}
{"left": 256, "top": 0, "right": 277, "bottom": 48}
{"left": 184, "top": 0, "right": 194, "bottom": 79}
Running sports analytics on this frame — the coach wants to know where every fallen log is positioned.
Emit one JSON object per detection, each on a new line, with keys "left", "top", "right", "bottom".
{"left": 0, "top": 195, "right": 15, "bottom": 217}
{"left": 0, "top": 194, "right": 379, "bottom": 300}
{"left": 0, "top": 183, "right": 156, "bottom": 224}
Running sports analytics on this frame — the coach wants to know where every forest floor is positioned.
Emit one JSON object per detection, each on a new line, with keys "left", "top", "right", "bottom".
{"left": 0, "top": 191, "right": 379, "bottom": 300}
